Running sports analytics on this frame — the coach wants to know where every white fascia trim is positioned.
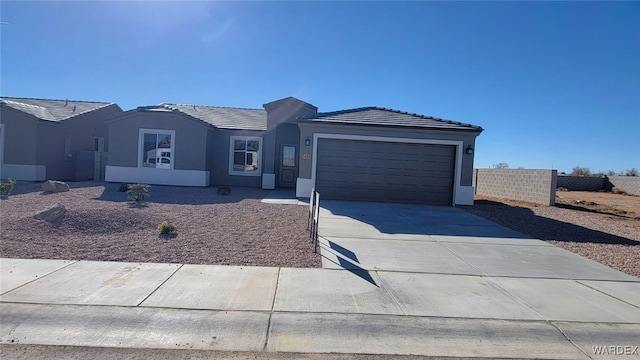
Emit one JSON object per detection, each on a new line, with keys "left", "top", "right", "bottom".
{"left": 311, "top": 133, "right": 464, "bottom": 206}
{"left": 228, "top": 135, "right": 263, "bottom": 177}
{"left": 138, "top": 128, "right": 176, "bottom": 169}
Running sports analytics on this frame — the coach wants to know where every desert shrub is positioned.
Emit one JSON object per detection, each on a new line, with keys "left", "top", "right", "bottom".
{"left": 127, "top": 183, "right": 150, "bottom": 203}
{"left": 0, "top": 178, "right": 16, "bottom": 197}
{"left": 157, "top": 220, "right": 177, "bottom": 235}
{"left": 118, "top": 183, "right": 130, "bottom": 192}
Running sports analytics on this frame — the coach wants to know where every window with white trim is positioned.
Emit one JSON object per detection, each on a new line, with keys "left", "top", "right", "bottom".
{"left": 138, "top": 129, "right": 175, "bottom": 169}
{"left": 229, "top": 136, "right": 262, "bottom": 176}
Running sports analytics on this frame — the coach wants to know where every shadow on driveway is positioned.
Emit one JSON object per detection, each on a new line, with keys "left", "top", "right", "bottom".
{"left": 466, "top": 200, "right": 639, "bottom": 246}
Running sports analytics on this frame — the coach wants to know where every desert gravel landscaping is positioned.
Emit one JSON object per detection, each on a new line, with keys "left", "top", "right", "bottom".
{"left": 2, "top": 182, "right": 638, "bottom": 277}
{"left": 0, "top": 182, "right": 320, "bottom": 268}
{"left": 465, "top": 194, "right": 640, "bottom": 278}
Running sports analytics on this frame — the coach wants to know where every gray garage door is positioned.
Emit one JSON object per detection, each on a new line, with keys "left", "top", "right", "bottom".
{"left": 316, "top": 139, "right": 455, "bottom": 205}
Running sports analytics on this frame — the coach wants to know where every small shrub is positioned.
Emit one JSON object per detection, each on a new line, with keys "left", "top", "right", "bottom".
{"left": 127, "top": 183, "right": 150, "bottom": 203}
{"left": 157, "top": 220, "right": 177, "bottom": 235}
{"left": 0, "top": 178, "right": 16, "bottom": 197}
{"left": 118, "top": 183, "right": 130, "bottom": 192}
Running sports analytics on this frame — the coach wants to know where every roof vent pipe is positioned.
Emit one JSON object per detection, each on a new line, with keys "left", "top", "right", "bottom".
{"left": 64, "top": 99, "right": 68, "bottom": 107}
{"left": 72, "top": 105, "right": 76, "bottom": 112}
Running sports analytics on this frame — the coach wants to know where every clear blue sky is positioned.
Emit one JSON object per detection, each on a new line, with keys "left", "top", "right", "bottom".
{"left": 1, "top": 1, "right": 638, "bottom": 174}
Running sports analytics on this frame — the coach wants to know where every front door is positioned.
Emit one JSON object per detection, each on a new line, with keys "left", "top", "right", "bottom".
{"left": 278, "top": 144, "right": 297, "bottom": 188}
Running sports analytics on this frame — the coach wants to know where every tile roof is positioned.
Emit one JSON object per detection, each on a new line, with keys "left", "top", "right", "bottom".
{"left": 300, "top": 107, "right": 483, "bottom": 131}
{"left": 0, "top": 97, "right": 116, "bottom": 122}
{"left": 150, "top": 103, "right": 267, "bottom": 131}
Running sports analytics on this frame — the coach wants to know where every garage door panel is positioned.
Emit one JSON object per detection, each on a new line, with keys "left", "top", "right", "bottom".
{"left": 316, "top": 139, "right": 455, "bottom": 205}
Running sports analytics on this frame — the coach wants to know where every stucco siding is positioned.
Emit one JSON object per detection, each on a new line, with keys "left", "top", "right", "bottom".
{"left": 63, "top": 104, "right": 120, "bottom": 154}
{"left": 208, "top": 129, "right": 264, "bottom": 187}
{"left": 107, "top": 111, "right": 209, "bottom": 171}
{"left": 0, "top": 107, "right": 38, "bottom": 165}
{"left": 37, "top": 121, "right": 67, "bottom": 180}
{"left": 0, "top": 104, "right": 120, "bottom": 181}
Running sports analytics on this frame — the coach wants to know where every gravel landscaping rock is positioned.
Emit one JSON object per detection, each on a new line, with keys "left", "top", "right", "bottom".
{"left": 1, "top": 182, "right": 320, "bottom": 268}
{"left": 41, "top": 180, "right": 70, "bottom": 193}
{"left": 33, "top": 203, "right": 66, "bottom": 222}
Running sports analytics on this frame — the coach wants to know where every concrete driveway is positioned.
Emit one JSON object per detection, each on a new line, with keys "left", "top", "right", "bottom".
{"left": 318, "top": 200, "right": 636, "bottom": 280}
{"left": 1, "top": 200, "right": 639, "bottom": 359}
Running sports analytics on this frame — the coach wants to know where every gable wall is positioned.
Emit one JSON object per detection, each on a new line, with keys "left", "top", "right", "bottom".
{"left": 63, "top": 104, "right": 122, "bottom": 154}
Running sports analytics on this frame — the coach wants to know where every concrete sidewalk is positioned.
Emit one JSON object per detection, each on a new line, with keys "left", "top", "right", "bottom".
{"left": 1, "top": 201, "right": 639, "bottom": 359}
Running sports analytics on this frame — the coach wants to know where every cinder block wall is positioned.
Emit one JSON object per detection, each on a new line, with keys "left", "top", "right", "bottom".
{"left": 557, "top": 175, "right": 605, "bottom": 191}
{"left": 473, "top": 169, "right": 557, "bottom": 205}
{"left": 606, "top": 176, "right": 640, "bottom": 196}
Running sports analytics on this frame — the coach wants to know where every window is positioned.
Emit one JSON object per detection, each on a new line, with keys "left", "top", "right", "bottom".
{"left": 139, "top": 129, "right": 175, "bottom": 169}
{"left": 229, "top": 136, "right": 262, "bottom": 176}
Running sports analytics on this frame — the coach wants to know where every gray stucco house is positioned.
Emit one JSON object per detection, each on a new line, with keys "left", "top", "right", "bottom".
{"left": 105, "top": 97, "right": 482, "bottom": 205}
{"left": 0, "top": 97, "right": 123, "bottom": 181}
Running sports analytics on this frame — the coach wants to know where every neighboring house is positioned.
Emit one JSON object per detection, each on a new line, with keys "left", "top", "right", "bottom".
{"left": 0, "top": 97, "right": 123, "bottom": 181}
{"left": 105, "top": 96, "right": 483, "bottom": 205}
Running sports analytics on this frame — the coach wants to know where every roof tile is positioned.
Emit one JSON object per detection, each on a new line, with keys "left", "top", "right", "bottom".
{"left": 159, "top": 103, "right": 267, "bottom": 131}
{"left": 301, "top": 107, "right": 483, "bottom": 131}
{"left": 0, "top": 97, "right": 115, "bottom": 122}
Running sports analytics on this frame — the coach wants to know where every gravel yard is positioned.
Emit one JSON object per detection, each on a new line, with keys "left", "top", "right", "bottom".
{"left": 2, "top": 182, "right": 639, "bottom": 277}
{"left": 464, "top": 196, "right": 640, "bottom": 278}
{"left": 0, "top": 182, "right": 320, "bottom": 268}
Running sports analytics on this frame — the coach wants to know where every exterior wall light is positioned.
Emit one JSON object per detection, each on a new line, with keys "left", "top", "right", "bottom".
{"left": 465, "top": 145, "right": 473, "bottom": 155}
{"left": 305, "top": 137, "right": 311, "bottom": 146}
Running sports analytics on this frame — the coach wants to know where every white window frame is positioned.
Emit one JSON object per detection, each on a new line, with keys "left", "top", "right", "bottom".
{"left": 138, "top": 128, "right": 176, "bottom": 170}
{"left": 229, "top": 136, "right": 262, "bottom": 177}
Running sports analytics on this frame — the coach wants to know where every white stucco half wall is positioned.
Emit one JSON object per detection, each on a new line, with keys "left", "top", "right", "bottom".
{"left": 295, "top": 177, "right": 314, "bottom": 198}
{"left": 0, "top": 164, "right": 46, "bottom": 181}
{"left": 105, "top": 166, "right": 210, "bottom": 186}
{"left": 455, "top": 186, "right": 475, "bottom": 205}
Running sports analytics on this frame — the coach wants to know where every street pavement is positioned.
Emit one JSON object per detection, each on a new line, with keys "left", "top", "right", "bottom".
{"left": 1, "top": 200, "right": 639, "bottom": 359}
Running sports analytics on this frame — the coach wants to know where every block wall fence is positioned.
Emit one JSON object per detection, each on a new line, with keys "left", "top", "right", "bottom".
{"left": 473, "top": 169, "right": 557, "bottom": 205}
{"left": 556, "top": 175, "right": 604, "bottom": 192}
{"left": 606, "top": 176, "right": 640, "bottom": 196}
{"left": 556, "top": 175, "right": 640, "bottom": 196}
{"left": 472, "top": 171, "right": 640, "bottom": 206}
